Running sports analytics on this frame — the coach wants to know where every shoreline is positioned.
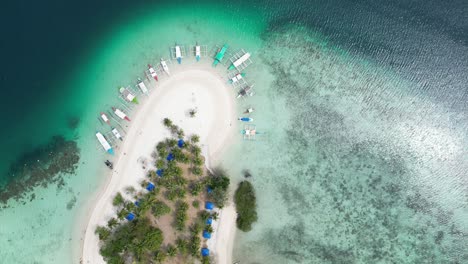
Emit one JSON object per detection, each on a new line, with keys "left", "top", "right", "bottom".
{"left": 80, "top": 64, "right": 238, "bottom": 263}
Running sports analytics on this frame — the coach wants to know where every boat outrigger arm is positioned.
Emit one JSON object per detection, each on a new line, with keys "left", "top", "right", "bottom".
{"left": 213, "top": 44, "right": 228, "bottom": 67}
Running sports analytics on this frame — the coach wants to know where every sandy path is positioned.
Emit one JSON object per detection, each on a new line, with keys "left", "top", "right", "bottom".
{"left": 80, "top": 66, "right": 237, "bottom": 264}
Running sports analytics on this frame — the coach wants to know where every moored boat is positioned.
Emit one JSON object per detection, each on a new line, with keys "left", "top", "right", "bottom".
{"left": 175, "top": 45, "right": 182, "bottom": 64}
{"left": 147, "top": 64, "right": 158, "bottom": 81}
{"left": 229, "top": 72, "right": 246, "bottom": 84}
{"left": 195, "top": 44, "right": 201, "bottom": 61}
{"left": 111, "top": 127, "right": 123, "bottom": 141}
{"left": 237, "top": 85, "right": 254, "bottom": 98}
{"left": 96, "top": 132, "right": 114, "bottom": 154}
{"left": 137, "top": 78, "right": 148, "bottom": 94}
{"left": 160, "top": 58, "right": 170, "bottom": 75}
{"left": 238, "top": 117, "right": 254, "bottom": 122}
{"left": 112, "top": 107, "right": 131, "bottom": 121}
{"left": 213, "top": 44, "right": 228, "bottom": 67}
{"left": 119, "top": 87, "right": 138, "bottom": 104}
{"left": 100, "top": 112, "right": 110, "bottom": 124}
{"left": 229, "top": 52, "right": 251, "bottom": 70}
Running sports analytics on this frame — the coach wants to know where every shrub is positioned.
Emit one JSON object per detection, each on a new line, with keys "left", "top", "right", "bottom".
{"left": 191, "top": 166, "right": 203, "bottom": 176}
{"left": 192, "top": 200, "right": 200, "bottom": 208}
{"left": 152, "top": 201, "right": 171, "bottom": 217}
{"left": 174, "top": 201, "right": 189, "bottom": 231}
{"left": 155, "top": 159, "right": 165, "bottom": 169}
{"left": 188, "top": 235, "right": 201, "bottom": 257}
{"left": 107, "top": 218, "right": 118, "bottom": 229}
{"left": 191, "top": 135, "right": 200, "bottom": 144}
{"left": 234, "top": 181, "right": 258, "bottom": 232}
{"left": 166, "top": 244, "right": 177, "bottom": 257}
{"left": 176, "top": 237, "right": 188, "bottom": 254}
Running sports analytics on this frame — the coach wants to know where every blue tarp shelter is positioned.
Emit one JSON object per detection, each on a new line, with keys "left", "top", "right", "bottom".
{"left": 177, "top": 139, "right": 185, "bottom": 148}
{"left": 125, "top": 212, "right": 135, "bottom": 221}
{"left": 205, "top": 202, "right": 214, "bottom": 210}
{"left": 201, "top": 248, "right": 210, "bottom": 257}
{"left": 207, "top": 187, "right": 213, "bottom": 193}
{"left": 134, "top": 200, "right": 140, "bottom": 207}
{"left": 146, "top": 182, "right": 155, "bottom": 191}
{"left": 156, "top": 169, "right": 164, "bottom": 177}
{"left": 206, "top": 217, "right": 213, "bottom": 225}
{"left": 167, "top": 153, "right": 174, "bottom": 161}
{"left": 203, "top": 230, "right": 211, "bottom": 239}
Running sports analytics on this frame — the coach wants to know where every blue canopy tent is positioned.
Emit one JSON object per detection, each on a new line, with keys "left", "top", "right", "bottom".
{"left": 166, "top": 153, "right": 174, "bottom": 161}
{"left": 125, "top": 212, "right": 135, "bottom": 221}
{"left": 206, "top": 217, "right": 213, "bottom": 225}
{"left": 203, "top": 230, "right": 211, "bottom": 239}
{"left": 156, "top": 169, "right": 164, "bottom": 177}
{"left": 177, "top": 139, "right": 185, "bottom": 148}
{"left": 201, "top": 248, "right": 210, "bottom": 257}
{"left": 134, "top": 200, "right": 140, "bottom": 207}
{"left": 207, "top": 187, "right": 213, "bottom": 193}
{"left": 205, "top": 202, "right": 214, "bottom": 210}
{"left": 146, "top": 182, "right": 155, "bottom": 191}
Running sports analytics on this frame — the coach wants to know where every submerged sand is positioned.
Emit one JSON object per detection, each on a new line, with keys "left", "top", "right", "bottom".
{"left": 80, "top": 65, "right": 238, "bottom": 264}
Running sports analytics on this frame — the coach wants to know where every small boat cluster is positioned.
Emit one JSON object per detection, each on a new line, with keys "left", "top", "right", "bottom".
{"left": 95, "top": 42, "right": 260, "bottom": 157}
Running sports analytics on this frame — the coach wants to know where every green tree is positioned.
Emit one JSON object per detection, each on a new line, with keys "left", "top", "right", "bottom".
{"left": 95, "top": 226, "right": 111, "bottom": 241}
{"left": 166, "top": 244, "right": 177, "bottom": 257}
{"left": 176, "top": 238, "right": 188, "bottom": 254}
{"left": 152, "top": 201, "right": 171, "bottom": 217}
{"left": 107, "top": 218, "right": 118, "bottom": 229}
{"left": 163, "top": 118, "right": 173, "bottom": 127}
{"left": 234, "top": 181, "right": 258, "bottom": 232}
{"left": 191, "top": 135, "right": 200, "bottom": 144}
{"left": 112, "top": 192, "right": 124, "bottom": 207}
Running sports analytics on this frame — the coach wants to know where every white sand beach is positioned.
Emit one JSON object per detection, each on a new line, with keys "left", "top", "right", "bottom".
{"left": 80, "top": 65, "right": 238, "bottom": 264}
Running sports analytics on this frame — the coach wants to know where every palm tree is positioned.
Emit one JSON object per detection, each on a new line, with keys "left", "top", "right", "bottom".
{"left": 163, "top": 118, "right": 173, "bottom": 127}
{"left": 112, "top": 192, "right": 125, "bottom": 207}
{"left": 191, "top": 135, "right": 200, "bottom": 144}
{"left": 166, "top": 244, "right": 177, "bottom": 257}
{"left": 107, "top": 217, "right": 118, "bottom": 229}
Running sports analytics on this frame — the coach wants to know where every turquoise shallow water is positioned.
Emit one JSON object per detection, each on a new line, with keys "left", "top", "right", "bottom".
{"left": 1, "top": 0, "right": 467, "bottom": 263}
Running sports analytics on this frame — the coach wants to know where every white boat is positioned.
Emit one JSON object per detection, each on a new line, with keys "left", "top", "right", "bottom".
{"left": 175, "top": 46, "right": 182, "bottom": 64}
{"left": 137, "top": 79, "right": 148, "bottom": 94}
{"left": 112, "top": 107, "right": 131, "bottom": 121}
{"left": 195, "top": 45, "right": 201, "bottom": 61}
{"left": 229, "top": 73, "right": 245, "bottom": 84}
{"left": 119, "top": 87, "right": 138, "bottom": 104}
{"left": 111, "top": 127, "right": 123, "bottom": 141}
{"left": 96, "top": 132, "right": 114, "bottom": 154}
{"left": 100, "top": 112, "right": 110, "bottom": 124}
{"left": 160, "top": 58, "right": 170, "bottom": 75}
{"left": 229, "top": 52, "right": 251, "bottom": 70}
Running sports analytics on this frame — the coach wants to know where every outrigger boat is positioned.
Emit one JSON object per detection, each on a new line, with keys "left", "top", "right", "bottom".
{"left": 229, "top": 72, "right": 246, "bottom": 84}
{"left": 137, "top": 78, "right": 148, "bottom": 94}
{"left": 244, "top": 107, "right": 254, "bottom": 114}
{"left": 175, "top": 45, "right": 183, "bottom": 64}
{"left": 229, "top": 52, "right": 251, "bottom": 70}
{"left": 213, "top": 44, "right": 228, "bottom": 67}
{"left": 112, "top": 107, "right": 131, "bottom": 121}
{"left": 195, "top": 43, "right": 201, "bottom": 61}
{"left": 237, "top": 85, "right": 254, "bottom": 99}
{"left": 160, "top": 58, "right": 170, "bottom": 75}
{"left": 238, "top": 117, "right": 254, "bottom": 122}
{"left": 100, "top": 112, "right": 110, "bottom": 125}
{"left": 111, "top": 127, "right": 123, "bottom": 141}
{"left": 96, "top": 132, "right": 114, "bottom": 154}
{"left": 119, "top": 87, "right": 138, "bottom": 104}
{"left": 241, "top": 125, "right": 259, "bottom": 140}
{"left": 147, "top": 64, "right": 158, "bottom": 81}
